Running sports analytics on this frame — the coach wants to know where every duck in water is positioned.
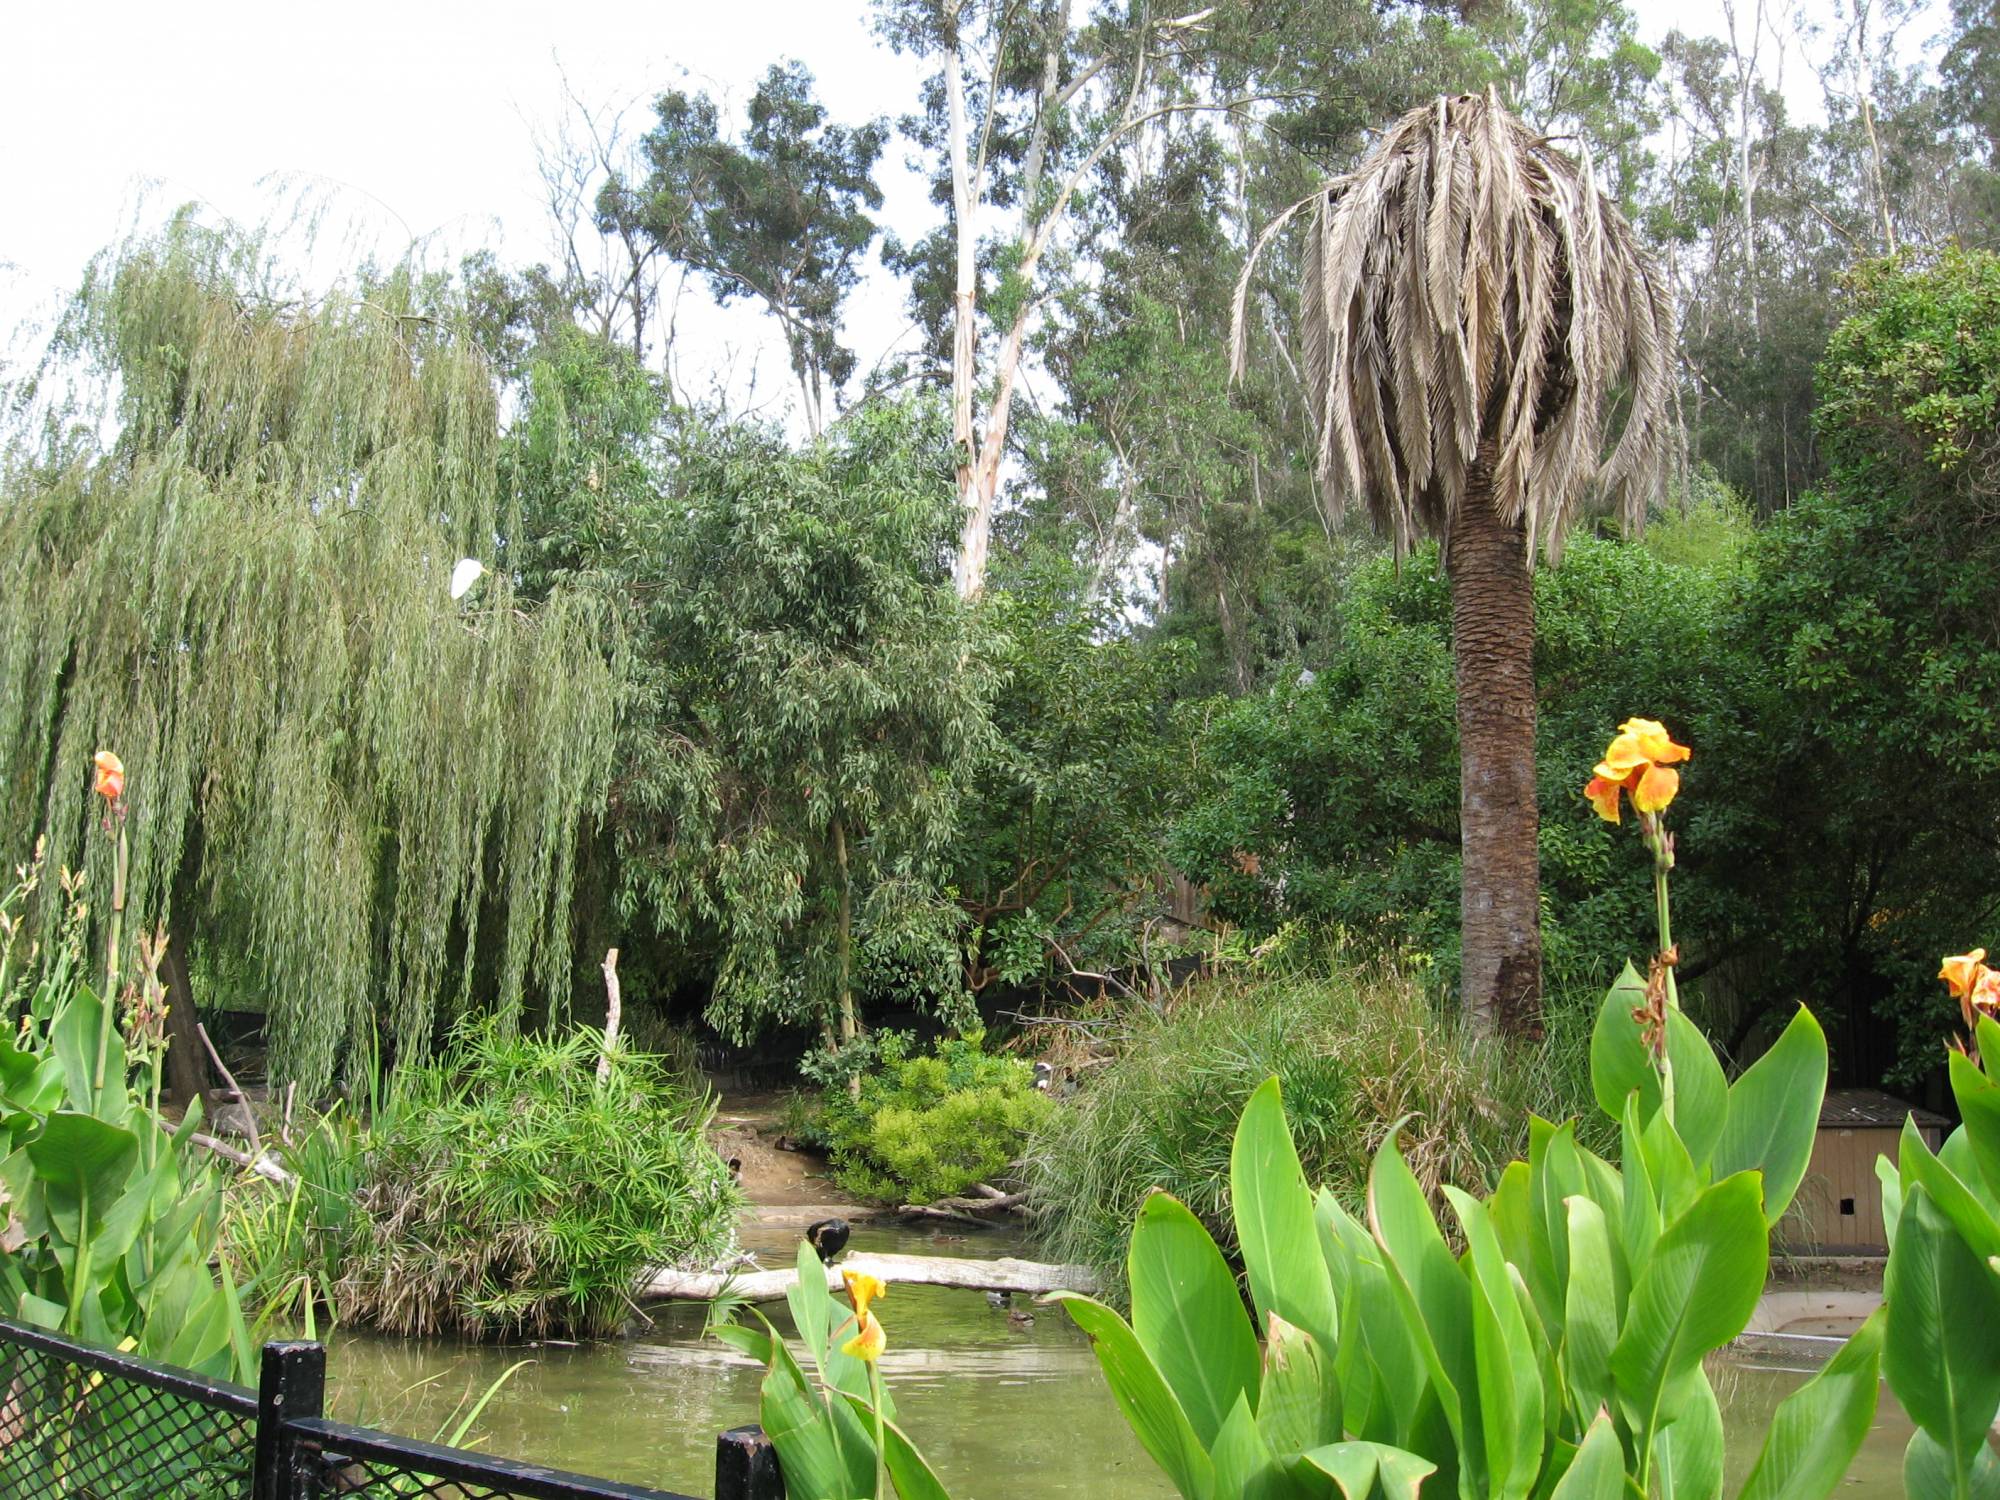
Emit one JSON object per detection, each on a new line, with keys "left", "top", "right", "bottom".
{"left": 805, "top": 1217, "right": 851, "bottom": 1263}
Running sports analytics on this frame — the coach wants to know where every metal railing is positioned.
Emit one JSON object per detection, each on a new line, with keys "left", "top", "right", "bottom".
{"left": 0, "top": 1319, "right": 784, "bottom": 1500}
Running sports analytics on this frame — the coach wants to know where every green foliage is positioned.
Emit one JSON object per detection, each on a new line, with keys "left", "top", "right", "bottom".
{"left": 0, "top": 854, "right": 253, "bottom": 1500}
{"left": 708, "top": 1242, "right": 953, "bottom": 1500}
{"left": 1060, "top": 977, "right": 1869, "bottom": 1500}
{"left": 332, "top": 1021, "right": 739, "bottom": 1339}
{"left": 814, "top": 1031, "right": 1052, "bottom": 1204}
{"left": 0, "top": 221, "right": 619, "bottom": 1093}
{"left": 1020, "top": 950, "right": 1601, "bottom": 1302}
{"left": 1698, "top": 249, "right": 2000, "bottom": 1078}
{"left": 594, "top": 398, "right": 996, "bottom": 1050}
{"left": 1879, "top": 1017, "right": 2000, "bottom": 1496}
{"left": 953, "top": 568, "right": 1196, "bottom": 991}
{"left": 1170, "top": 534, "right": 1736, "bottom": 1000}
{"left": 610, "top": 61, "right": 885, "bottom": 429}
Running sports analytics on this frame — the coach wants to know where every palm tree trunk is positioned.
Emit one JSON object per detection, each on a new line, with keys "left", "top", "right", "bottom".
{"left": 1447, "top": 449, "right": 1543, "bottom": 1037}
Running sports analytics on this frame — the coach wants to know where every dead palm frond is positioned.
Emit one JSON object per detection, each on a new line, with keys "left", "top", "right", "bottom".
{"left": 1235, "top": 91, "right": 1676, "bottom": 563}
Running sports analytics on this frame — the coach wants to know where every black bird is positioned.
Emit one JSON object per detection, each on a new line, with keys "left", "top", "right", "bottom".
{"left": 806, "top": 1217, "right": 851, "bottom": 1263}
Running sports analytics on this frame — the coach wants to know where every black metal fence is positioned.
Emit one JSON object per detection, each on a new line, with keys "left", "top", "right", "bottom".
{"left": 0, "top": 1318, "right": 784, "bottom": 1500}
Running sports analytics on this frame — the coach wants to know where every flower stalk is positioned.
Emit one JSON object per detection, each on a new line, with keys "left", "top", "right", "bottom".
{"left": 1585, "top": 719, "right": 1691, "bottom": 1123}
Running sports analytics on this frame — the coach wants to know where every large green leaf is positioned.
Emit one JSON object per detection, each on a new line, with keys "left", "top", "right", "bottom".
{"left": 1589, "top": 964, "right": 1653, "bottom": 1124}
{"left": 1949, "top": 1046, "right": 2000, "bottom": 1207}
{"left": 1736, "top": 1306, "right": 1883, "bottom": 1500}
{"left": 1905, "top": 1429, "right": 2000, "bottom": 1500}
{"left": 1303, "top": 1442, "right": 1435, "bottom": 1500}
{"left": 1052, "top": 1292, "right": 1215, "bottom": 1500}
{"left": 1561, "top": 1196, "right": 1620, "bottom": 1427}
{"left": 1608, "top": 1172, "right": 1766, "bottom": 1436}
{"left": 788, "top": 1240, "right": 875, "bottom": 1404}
{"left": 759, "top": 1335, "right": 866, "bottom": 1500}
{"left": 1588, "top": 977, "right": 1725, "bottom": 1145}
{"left": 1366, "top": 1128, "right": 1476, "bottom": 1443}
{"left": 1258, "top": 1314, "right": 1333, "bottom": 1459}
{"left": 1546, "top": 1411, "right": 1629, "bottom": 1500}
{"left": 1652, "top": 1369, "right": 1723, "bottom": 1500}
{"left": 1898, "top": 1120, "right": 2000, "bottom": 1261}
{"left": 27, "top": 1110, "right": 139, "bottom": 1242}
{"left": 834, "top": 1392, "right": 954, "bottom": 1500}
{"left": 1710, "top": 1006, "right": 1828, "bottom": 1226}
{"left": 1447, "top": 1186, "right": 1543, "bottom": 1500}
{"left": 1884, "top": 1185, "right": 2000, "bottom": 1476}
{"left": 1233, "top": 1079, "right": 1341, "bottom": 1361}
{"left": 1129, "top": 1190, "right": 1261, "bottom": 1449}
{"left": 49, "top": 985, "right": 123, "bottom": 1120}
{"left": 1212, "top": 1392, "right": 1283, "bottom": 1500}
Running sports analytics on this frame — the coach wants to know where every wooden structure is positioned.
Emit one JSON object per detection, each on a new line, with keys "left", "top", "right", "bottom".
{"left": 1788, "top": 1088, "right": 1948, "bottom": 1253}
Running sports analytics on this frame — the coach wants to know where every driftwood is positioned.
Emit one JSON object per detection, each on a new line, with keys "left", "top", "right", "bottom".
{"left": 640, "top": 1250, "right": 1098, "bottom": 1304}
{"left": 596, "top": 948, "right": 621, "bottom": 1084}
{"left": 190, "top": 1131, "right": 296, "bottom": 1188}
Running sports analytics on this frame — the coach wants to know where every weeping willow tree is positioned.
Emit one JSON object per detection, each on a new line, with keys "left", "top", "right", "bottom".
{"left": 0, "top": 219, "right": 620, "bottom": 1093}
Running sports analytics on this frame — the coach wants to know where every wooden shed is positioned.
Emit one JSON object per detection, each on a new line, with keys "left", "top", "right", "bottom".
{"left": 1787, "top": 1088, "right": 1949, "bottom": 1254}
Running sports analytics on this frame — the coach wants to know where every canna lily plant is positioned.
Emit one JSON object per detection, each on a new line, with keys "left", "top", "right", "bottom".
{"left": 708, "top": 1244, "right": 953, "bottom": 1500}
{"left": 1057, "top": 721, "right": 1876, "bottom": 1500}
{"left": 1873, "top": 949, "right": 2000, "bottom": 1497}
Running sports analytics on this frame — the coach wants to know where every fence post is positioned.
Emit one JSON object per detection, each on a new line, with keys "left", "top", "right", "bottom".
{"left": 715, "top": 1424, "right": 785, "bottom": 1500}
{"left": 254, "top": 1339, "right": 326, "bottom": 1500}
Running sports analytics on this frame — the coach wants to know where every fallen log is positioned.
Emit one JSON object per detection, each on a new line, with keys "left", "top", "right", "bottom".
{"left": 640, "top": 1250, "right": 1098, "bottom": 1303}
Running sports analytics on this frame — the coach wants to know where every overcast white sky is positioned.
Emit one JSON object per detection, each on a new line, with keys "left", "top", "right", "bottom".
{"left": 0, "top": 0, "right": 1946, "bottom": 427}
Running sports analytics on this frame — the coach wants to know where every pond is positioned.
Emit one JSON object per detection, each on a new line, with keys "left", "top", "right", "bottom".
{"left": 324, "top": 1221, "right": 1915, "bottom": 1499}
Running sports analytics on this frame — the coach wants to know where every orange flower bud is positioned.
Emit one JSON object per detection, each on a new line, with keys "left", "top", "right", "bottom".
{"left": 92, "top": 751, "right": 125, "bottom": 804}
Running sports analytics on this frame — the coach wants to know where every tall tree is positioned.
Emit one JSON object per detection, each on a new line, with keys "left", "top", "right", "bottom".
{"left": 876, "top": 0, "right": 1260, "bottom": 600}
{"left": 1263, "top": 93, "right": 1674, "bottom": 1031}
{"left": 0, "top": 222, "right": 620, "bottom": 1092}
{"left": 608, "top": 63, "right": 886, "bottom": 435}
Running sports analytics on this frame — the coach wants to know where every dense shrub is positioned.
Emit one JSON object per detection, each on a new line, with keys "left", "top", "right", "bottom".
{"left": 333, "top": 1022, "right": 739, "bottom": 1338}
{"left": 1019, "top": 948, "right": 1599, "bottom": 1301}
{"left": 1170, "top": 528, "right": 1740, "bottom": 1000}
{"left": 814, "top": 1031, "right": 1054, "bottom": 1204}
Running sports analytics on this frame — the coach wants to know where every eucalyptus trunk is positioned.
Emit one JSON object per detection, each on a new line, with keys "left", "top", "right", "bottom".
{"left": 1448, "top": 452, "right": 1543, "bottom": 1034}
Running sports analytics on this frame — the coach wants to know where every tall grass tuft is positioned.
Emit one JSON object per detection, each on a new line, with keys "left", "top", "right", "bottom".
{"left": 1020, "top": 952, "right": 1600, "bottom": 1302}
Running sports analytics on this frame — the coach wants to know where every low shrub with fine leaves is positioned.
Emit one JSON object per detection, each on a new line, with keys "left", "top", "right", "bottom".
{"left": 335, "top": 1022, "right": 739, "bottom": 1338}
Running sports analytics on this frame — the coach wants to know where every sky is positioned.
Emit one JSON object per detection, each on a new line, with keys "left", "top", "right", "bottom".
{"left": 0, "top": 0, "right": 1949, "bottom": 427}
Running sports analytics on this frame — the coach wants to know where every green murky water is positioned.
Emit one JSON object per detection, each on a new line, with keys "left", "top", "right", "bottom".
{"left": 323, "top": 1222, "right": 1914, "bottom": 1499}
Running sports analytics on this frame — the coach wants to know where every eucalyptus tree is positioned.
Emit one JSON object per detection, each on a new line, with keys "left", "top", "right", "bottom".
{"left": 875, "top": 0, "right": 1268, "bottom": 600}
{"left": 1254, "top": 94, "right": 1674, "bottom": 1032}
{"left": 607, "top": 62, "right": 886, "bottom": 435}
{"left": 0, "top": 221, "right": 620, "bottom": 1093}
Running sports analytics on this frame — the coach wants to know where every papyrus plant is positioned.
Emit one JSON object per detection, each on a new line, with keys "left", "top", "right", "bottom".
{"left": 1058, "top": 722, "right": 1878, "bottom": 1499}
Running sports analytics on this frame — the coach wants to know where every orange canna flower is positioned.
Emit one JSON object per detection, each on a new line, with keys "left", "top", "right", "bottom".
{"left": 92, "top": 751, "right": 125, "bottom": 804}
{"left": 1584, "top": 720, "right": 1690, "bottom": 823}
{"left": 841, "top": 1310, "right": 886, "bottom": 1362}
{"left": 1941, "top": 949, "right": 1989, "bottom": 1000}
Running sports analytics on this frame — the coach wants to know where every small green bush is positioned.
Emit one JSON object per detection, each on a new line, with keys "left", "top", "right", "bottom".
{"left": 1019, "top": 947, "right": 1601, "bottom": 1302}
{"left": 333, "top": 1021, "right": 740, "bottom": 1338}
{"left": 817, "top": 1032, "right": 1054, "bottom": 1204}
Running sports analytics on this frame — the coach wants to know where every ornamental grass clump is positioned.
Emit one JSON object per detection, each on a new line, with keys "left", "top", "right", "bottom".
{"left": 336, "top": 1021, "right": 739, "bottom": 1339}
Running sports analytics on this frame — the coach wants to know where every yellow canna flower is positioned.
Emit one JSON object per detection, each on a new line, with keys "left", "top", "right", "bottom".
{"left": 1584, "top": 720, "right": 1690, "bottom": 823}
{"left": 841, "top": 1310, "right": 886, "bottom": 1362}
{"left": 842, "top": 1269, "right": 886, "bottom": 1322}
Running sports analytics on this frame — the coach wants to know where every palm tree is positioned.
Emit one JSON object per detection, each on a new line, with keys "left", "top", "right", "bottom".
{"left": 1242, "top": 93, "right": 1675, "bottom": 1033}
